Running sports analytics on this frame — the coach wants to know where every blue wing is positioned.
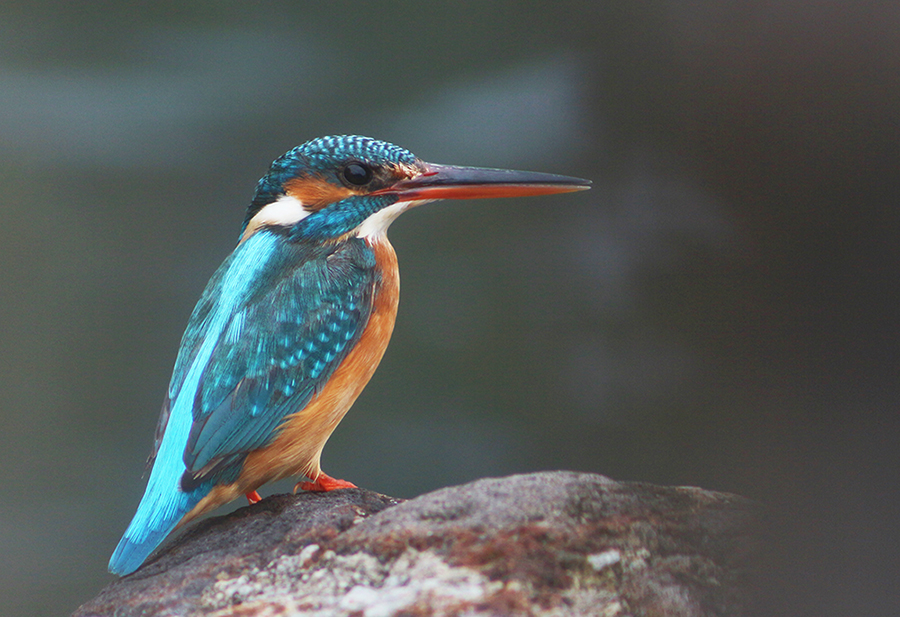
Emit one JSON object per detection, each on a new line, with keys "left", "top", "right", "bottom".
{"left": 170, "top": 231, "right": 379, "bottom": 487}
{"left": 110, "top": 231, "right": 378, "bottom": 576}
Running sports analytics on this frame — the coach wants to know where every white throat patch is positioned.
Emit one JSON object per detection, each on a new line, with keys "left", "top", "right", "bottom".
{"left": 357, "top": 199, "right": 433, "bottom": 239}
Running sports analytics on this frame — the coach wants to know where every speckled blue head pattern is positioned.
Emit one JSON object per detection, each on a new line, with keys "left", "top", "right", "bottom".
{"left": 290, "top": 135, "right": 418, "bottom": 172}
{"left": 244, "top": 136, "right": 419, "bottom": 236}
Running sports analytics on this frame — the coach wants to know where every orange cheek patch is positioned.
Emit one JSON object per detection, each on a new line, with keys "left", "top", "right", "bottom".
{"left": 284, "top": 176, "right": 355, "bottom": 211}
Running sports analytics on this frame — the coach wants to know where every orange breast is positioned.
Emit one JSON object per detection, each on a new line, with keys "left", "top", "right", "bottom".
{"left": 180, "top": 236, "right": 400, "bottom": 525}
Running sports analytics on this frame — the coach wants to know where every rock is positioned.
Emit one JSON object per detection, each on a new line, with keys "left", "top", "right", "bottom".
{"left": 74, "top": 472, "right": 758, "bottom": 617}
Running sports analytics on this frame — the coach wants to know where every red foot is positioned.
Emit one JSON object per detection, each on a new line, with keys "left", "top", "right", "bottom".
{"left": 295, "top": 471, "right": 357, "bottom": 492}
{"left": 245, "top": 490, "right": 262, "bottom": 504}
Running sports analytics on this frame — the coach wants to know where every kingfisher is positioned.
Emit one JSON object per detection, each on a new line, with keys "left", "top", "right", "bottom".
{"left": 108, "top": 135, "right": 589, "bottom": 576}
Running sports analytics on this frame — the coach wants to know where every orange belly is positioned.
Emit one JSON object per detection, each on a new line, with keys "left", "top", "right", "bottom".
{"left": 179, "top": 236, "right": 400, "bottom": 525}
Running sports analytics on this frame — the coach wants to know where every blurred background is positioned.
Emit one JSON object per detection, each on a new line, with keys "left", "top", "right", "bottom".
{"left": 1, "top": 2, "right": 897, "bottom": 615}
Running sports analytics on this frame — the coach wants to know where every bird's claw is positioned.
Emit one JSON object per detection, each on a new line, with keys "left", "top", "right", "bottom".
{"left": 295, "top": 473, "right": 357, "bottom": 492}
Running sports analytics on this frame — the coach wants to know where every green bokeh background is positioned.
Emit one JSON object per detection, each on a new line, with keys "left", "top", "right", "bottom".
{"left": 2, "top": 3, "right": 897, "bottom": 616}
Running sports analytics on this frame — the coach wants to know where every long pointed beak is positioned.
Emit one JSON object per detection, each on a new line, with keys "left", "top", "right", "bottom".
{"left": 374, "top": 163, "right": 591, "bottom": 201}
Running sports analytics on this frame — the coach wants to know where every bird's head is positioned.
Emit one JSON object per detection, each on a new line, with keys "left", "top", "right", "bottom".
{"left": 241, "top": 135, "right": 589, "bottom": 244}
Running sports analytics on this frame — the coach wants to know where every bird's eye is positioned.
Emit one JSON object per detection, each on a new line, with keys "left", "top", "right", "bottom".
{"left": 342, "top": 162, "right": 373, "bottom": 186}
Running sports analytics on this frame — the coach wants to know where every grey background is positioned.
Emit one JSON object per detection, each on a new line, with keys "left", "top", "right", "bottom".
{"left": 1, "top": 3, "right": 897, "bottom": 616}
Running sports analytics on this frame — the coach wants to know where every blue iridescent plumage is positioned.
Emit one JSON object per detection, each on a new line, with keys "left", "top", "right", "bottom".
{"left": 181, "top": 236, "right": 378, "bottom": 485}
{"left": 109, "top": 134, "right": 589, "bottom": 577}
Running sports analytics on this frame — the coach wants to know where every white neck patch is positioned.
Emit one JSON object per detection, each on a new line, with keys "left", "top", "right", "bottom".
{"left": 357, "top": 199, "right": 434, "bottom": 239}
{"left": 240, "top": 194, "right": 311, "bottom": 243}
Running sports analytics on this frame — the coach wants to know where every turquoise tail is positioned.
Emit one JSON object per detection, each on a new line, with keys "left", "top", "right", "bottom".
{"left": 109, "top": 385, "right": 211, "bottom": 575}
{"left": 108, "top": 481, "right": 207, "bottom": 576}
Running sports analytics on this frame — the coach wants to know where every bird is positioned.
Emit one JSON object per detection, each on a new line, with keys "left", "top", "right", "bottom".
{"left": 108, "top": 135, "right": 590, "bottom": 576}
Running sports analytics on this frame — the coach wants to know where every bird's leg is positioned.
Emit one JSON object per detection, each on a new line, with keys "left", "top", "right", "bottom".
{"left": 295, "top": 471, "right": 357, "bottom": 492}
{"left": 246, "top": 490, "right": 262, "bottom": 504}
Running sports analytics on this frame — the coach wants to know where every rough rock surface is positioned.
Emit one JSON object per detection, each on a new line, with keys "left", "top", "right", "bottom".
{"left": 74, "top": 472, "right": 758, "bottom": 616}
